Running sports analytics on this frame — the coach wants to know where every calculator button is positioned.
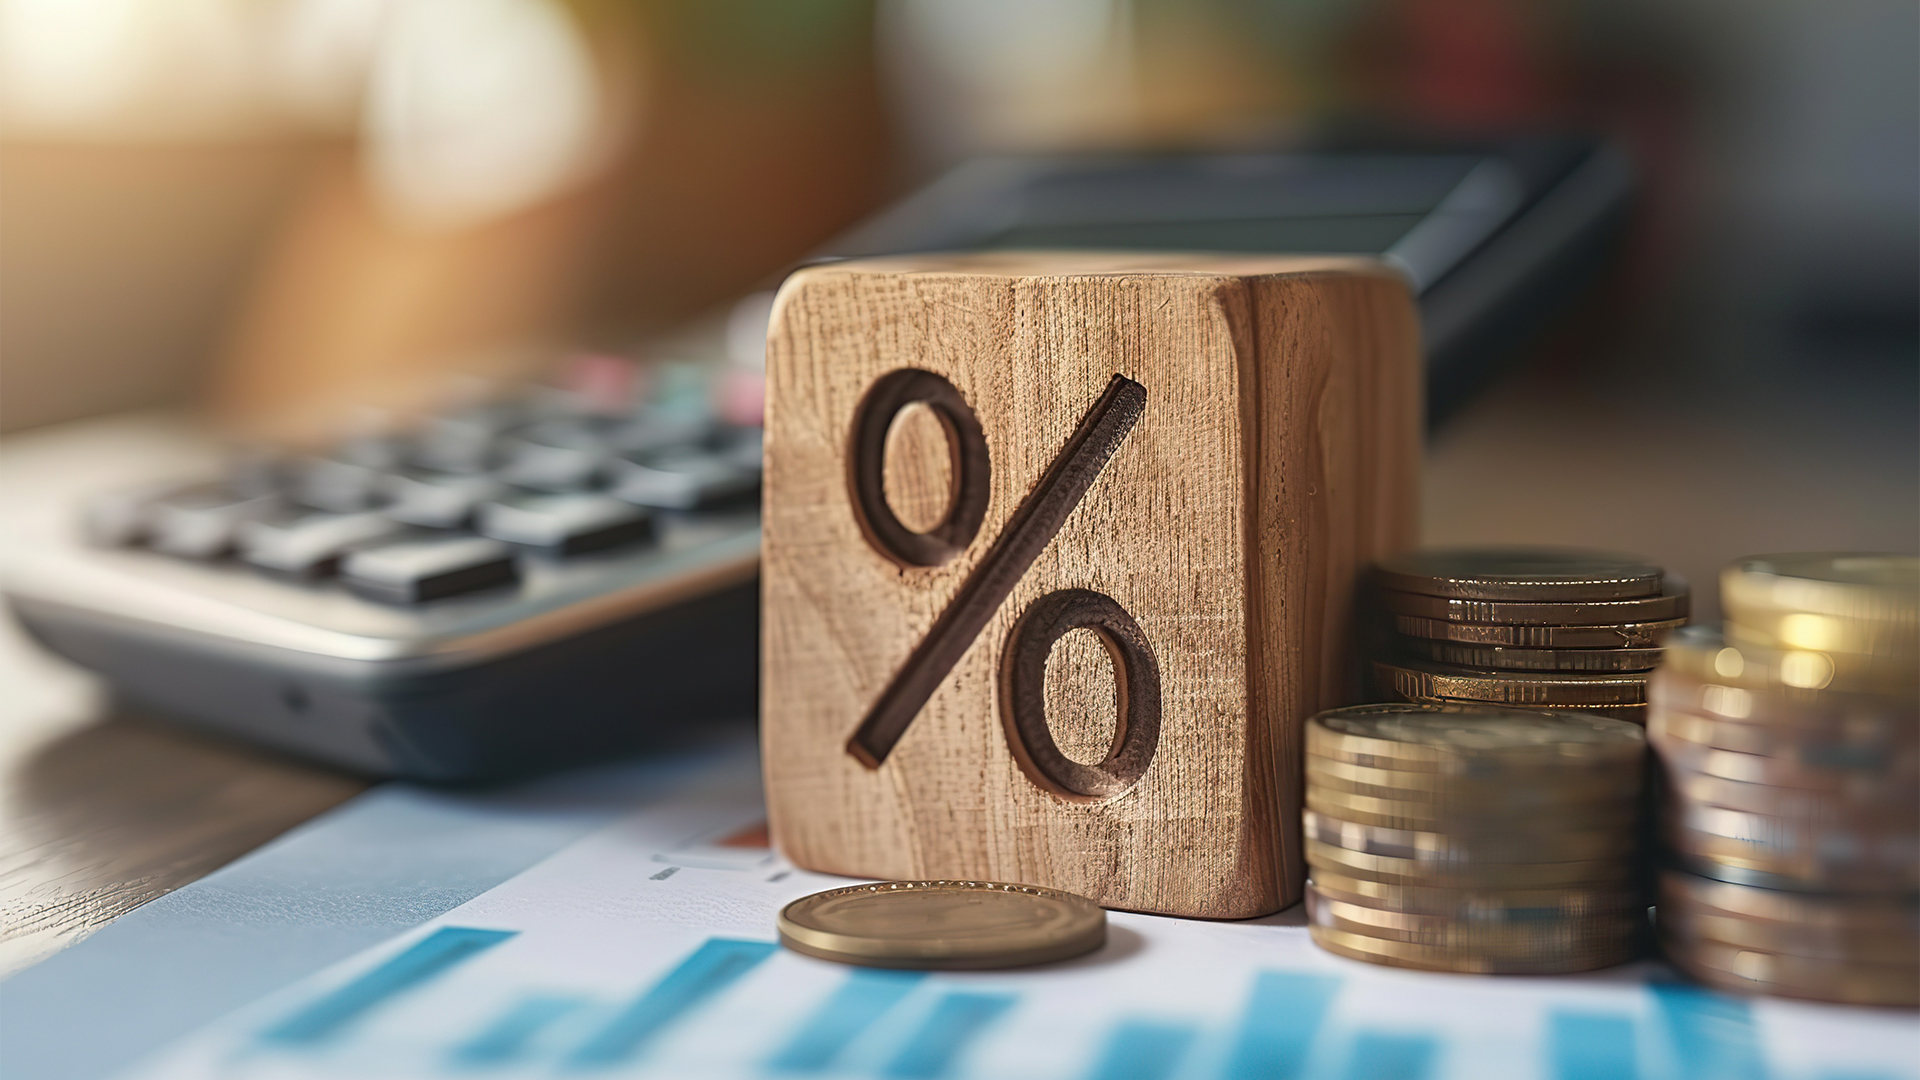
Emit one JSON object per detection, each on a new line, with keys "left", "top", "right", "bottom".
{"left": 146, "top": 486, "right": 282, "bottom": 558}
{"left": 341, "top": 534, "right": 518, "bottom": 604}
{"left": 382, "top": 471, "right": 508, "bottom": 529}
{"left": 293, "top": 457, "right": 390, "bottom": 512}
{"left": 81, "top": 480, "right": 191, "bottom": 547}
{"left": 413, "top": 404, "right": 521, "bottom": 474}
{"left": 497, "top": 420, "right": 612, "bottom": 491}
{"left": 237, "top": 511, "right": 405, "bottom": 579}
{"left": 608, "top": 448, "right": 759, "bottom": 511}
{"left": 476, "top": 493, "right": 653, "bottom": 555}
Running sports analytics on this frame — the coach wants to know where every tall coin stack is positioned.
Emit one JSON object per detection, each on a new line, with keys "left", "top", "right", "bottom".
{"left": 1651, "top": 554, "right": 1919, "bottom": 1006}
{"left": 1304, "top": 703, "right": 1648, "bottom": 974}
{"left": 1370, "top": 549, "right": 1690, "bottom": 725}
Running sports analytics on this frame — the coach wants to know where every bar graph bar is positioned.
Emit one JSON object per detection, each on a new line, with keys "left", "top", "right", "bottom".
{"left": 449, "top": 995, "right": 584, "bottom": 1067}
{"left": 1084, "top": 1019, "right": 1197, "bottom": 1080}
{"left": 1650, "top": 983, "right": 1767, "bottom": 1080}
{"left": 881, "top": 991, "right": 1017, "bottom": 1079}
{"left": 1342, "top": 1032, "right": 1437, "bottom": 1080}
{"left": 1222, "top": 971, "right": 1342, "bottom": 1080}
{"left": 567, "top": 938, "right": 776, "bottom": 1067}
{"left": 766, "top": 969, "right": 927, "bottom": 1073}
{"left": 262, "top": 927, "right": 516, "bottom": 1045}
{"left": 1548, "top": 1011, "right": 1641, "bottom": 1080}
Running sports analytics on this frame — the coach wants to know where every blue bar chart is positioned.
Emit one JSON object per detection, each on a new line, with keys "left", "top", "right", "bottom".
{"left": 236, "top": 926, "right": 1910, "bottom": 1080}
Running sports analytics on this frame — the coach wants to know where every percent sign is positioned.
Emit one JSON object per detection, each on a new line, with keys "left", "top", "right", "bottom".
{"left": 844, "top": 371, "right": 1163, "bottom": 801}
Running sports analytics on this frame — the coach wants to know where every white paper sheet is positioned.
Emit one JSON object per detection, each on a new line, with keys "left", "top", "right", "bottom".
{"left": 124, "top": 751, "right": 1919, "bottom": 1080}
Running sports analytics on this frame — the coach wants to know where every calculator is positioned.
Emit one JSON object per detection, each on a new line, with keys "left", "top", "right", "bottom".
{"left": 2, "top": 382, "right": 764, "bottom": 781}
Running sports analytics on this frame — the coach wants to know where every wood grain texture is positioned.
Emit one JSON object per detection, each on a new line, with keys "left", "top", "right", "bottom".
{"left": 762, "top": 252, "right": 1420, "bottom": 918}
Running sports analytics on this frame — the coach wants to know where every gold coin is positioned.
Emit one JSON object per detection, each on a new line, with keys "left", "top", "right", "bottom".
{"left": 1652, "top": 732, "right": 1919, "bottom": 793}
{"left": 1307, "top": 757, "right": 1641, "bottom": 805}
{"left": 1648, "top": 704, "right": 1916, "bottom": 759}
{"left": 1306, "top": 838, "right": 1635, "bottom": 889}
{"left": 1661, "top": 904, "right": 1918, "bottom": 963}
{"left": 1310, "top": 923, "right": 1640, "bottom": 974}
{"left": 1724, "top": 620, "right": 1917, "bottom": 680}
{"left": 1374, "top": 659, "right": 1649, "bottom": 708}
{"left": 1309, "top": 868, "right": 1643, "bottom": 920}
{"left": 1661, "top": 933, "right": 1919, "bottom": 1007}
{"left": 1307, "top": 883, "right": 1644, "bottom": 951}
{"left": 1664, "top": 769, "right": 1918, "bottom": 824}
{"left": 1402, "top": 639, "right": 1664, "bottom": 673}
{"left": 1378, "top": 583, "right": 1689, "bottom": 627}
{"left": 1389, "top": 695, "right": 1647, "bottom": 726}
{"left": 1666, "top": 819, "right": 1919, "bottom": 892}
{"left": 1374, "top": 549, "right": 1665, "bottom": 602}
{"left": 776, "top": 880, "right": 1105, "bottom": 969}
{"left": 1721, "top": 553, "right": 1918, "bottom": 629}
{"left": 1658, "top": 869, "right": 1920, "bottom": 931}
{"left": 1308, "top": 703, "right": 1646, "bottom": 773}
{"left": 1649, "top": 663, "right": 1920, "bottom": 730}
{"left": 1304, "top": 809, "right": 1638, "bottom": 865}
{"left": 1662, "top": 624, "right": 1917, "bottom": 696}
{"left": 1305, "top": 787, "right": 1640, "bottom": 833}
{"left": 1392, "top": 614, "right": 1686, "bottom": 649}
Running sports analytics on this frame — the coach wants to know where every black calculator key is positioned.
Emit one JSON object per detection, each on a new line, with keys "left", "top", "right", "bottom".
{"left": 610, "top": 411, "right": 711, "bottom": 456}
{"left": 476, "top": 493, "right": 653, "bottom": 555}
{"left": 294, "top": 457, "right": 390, "bottom": 512}
{"left": 497, "top": 420, "right": 612, "bottom": 491}
{"left": 237, "top": 511, "right": 405, "bottom": 578}
{"left": 413, "top": 404, "right": 521, "bottom": 474}
{"left": 341, "top": 534, "right": 518, "bottom": 604}
{"left": 608, "top": 448, "right": 759, "bottom": 511}
{"left": 146, "top": 486, "right": 282, "bottom": 558}
{"left": 382, "top": 471, "right": 508, "bottom": 529}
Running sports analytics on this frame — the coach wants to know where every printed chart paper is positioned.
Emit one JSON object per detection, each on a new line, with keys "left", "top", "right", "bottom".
{"left": 125, "top": 752, "right": 1918, "bottom": 1080}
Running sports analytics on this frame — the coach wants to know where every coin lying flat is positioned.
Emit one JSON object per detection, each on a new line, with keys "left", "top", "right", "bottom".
{"left": 1306, "top": 787, "right": 1639, "bottom": 833}
{"left": 1664, "top": 907, "right": 1917, "bottom": 961}
{"left": 1721, "top": 553, "right": 1919, "bottom": 628}
{"left": 1379, "top": 584, "right": 1689, "bottom": 627}
{"left": 1649, "top": 706, "right": 1913, "bottom": 757}
{"left": 1311, "top": 923, "right": 1640, "bottom": 975}
{"left": 1308, "top": 703, "right": 1646, "bottom": 771}
{"left": 1375, "top": 549, "right": 1665, "bottom": 602}
{"left": 1307, "top": 756, "right": 1641, "bottom": 804}
{"left": 1392, "top": 614, "right": 1687, "bottom": 649}
{"left": 777, "top": 881, "right": 1105, "bottom": 969}
{"left": 1374, "top": 659, "right": 1650, "bottom": 708}
{"left": 1404, "top": 639, "right": 1664, "bottom": 673}
{"left": 1305, "top": 809, "right": 1638, "bottom": 864}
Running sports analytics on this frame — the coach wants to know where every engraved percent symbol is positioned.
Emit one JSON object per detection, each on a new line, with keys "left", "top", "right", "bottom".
{"left": 844, "top": 369, "right": 1162, "bottom": 801}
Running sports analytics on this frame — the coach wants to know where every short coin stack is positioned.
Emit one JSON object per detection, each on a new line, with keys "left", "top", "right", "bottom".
{"left": 1651, "top": 554, "right": 1919, "bottom": 1006}
{"left": 1371, "top": 548, "right": 1689, "bottom": 725}
{"left": 1304, "top": 703, "right": 1649, "bottom": 974}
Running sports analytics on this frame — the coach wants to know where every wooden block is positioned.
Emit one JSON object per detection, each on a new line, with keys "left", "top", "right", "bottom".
{"left": 761, "top": 252, "right": 1421, "bottom": 918}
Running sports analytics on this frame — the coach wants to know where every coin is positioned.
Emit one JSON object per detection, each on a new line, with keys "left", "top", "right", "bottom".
{"left": 776, "top": 880, "right": 1106, "bottom": 969}
{"left": 1650, "top": 666, "right": 1918, "bottom": 729}
{"left": 1653, "top": 735, "right": 1919, "bottom": 793}
{"left": 1305, "top": 809, "right": 1638, "bottom": 864}
{"left": 1391, "top": 614, "right": 1687, "bottom": 649}
{"left": 1306, "top": 787, "right": 1640, "bottom": 833}
{"left": 1388, "top": 695, "right": 1648, "bottom": 725}
{"left": 1403, "top": 639, "right": 1664, "bottom": 673}
{"left": 1649, "top": 705, "right": 1914, "bottom": 758}
{"left": 1310, "top": 923, "right": 1640, "bottom": 975}
{"left": 1307, "top": 756, "right": 1641, "bottom": 804}
{"left": 1666, "top": 770, "right": 1917, "bottom": 823}
{"left": 1308, "top": 703, "right": 1646, "bottom": 772}
{"left": 1374, "top": 659, "right": 1649, "bottom": 708}
{"left": 1307, "top": 838, "right": 1635, "bottom": 889}
{"left": 1661, "top": 904, "right": 1918, "bottom": 962}
{"left": 1658, "top": 869, "right": 1920, "bottom": 931}
{"left": 1724, "top": 619, "right": 1918, "bottom": 675}
{"left": 1308, "top": 868, "right": 1643, "bottom": 920}
{"left": 1662, "top": 934, "right": 1919, "bottom": 1007}
{"left": 1307, "top": 884, "right": 1643, "bottom": 951}
{"left": 1378, "top": 583, "right": 1689, "bottom": 627}
{"left": 1666, "top": 820, "right": 1919, "bottom": 892}
{"left": 1374, "top": 549, "right": 1665, "bottom": 602}
{"left": 1662, "top": 624, "right": 1917, "bottom": 696}
{"left": 1721, "top": 553, "right": 1919, "bottom": 627}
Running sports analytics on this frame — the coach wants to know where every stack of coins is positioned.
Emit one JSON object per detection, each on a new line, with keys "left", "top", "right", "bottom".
{"left": 1651, "top": 554, "right": 1919, "bottom": 1006}
{"left": 1303, "top": 703, "right": 1649, "bottom": 974}
{"left": 1370, "top": 548, "right": 1689, "bottom": 724}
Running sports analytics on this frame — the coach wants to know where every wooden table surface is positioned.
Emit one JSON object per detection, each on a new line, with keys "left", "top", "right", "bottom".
{"left": 0, "top": 348, "right": 1912, "bottom": 979}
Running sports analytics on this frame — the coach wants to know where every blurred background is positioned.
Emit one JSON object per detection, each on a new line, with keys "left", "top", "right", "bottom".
{"left": 2, "top": 0, "right": 1913, "bottom": 435}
